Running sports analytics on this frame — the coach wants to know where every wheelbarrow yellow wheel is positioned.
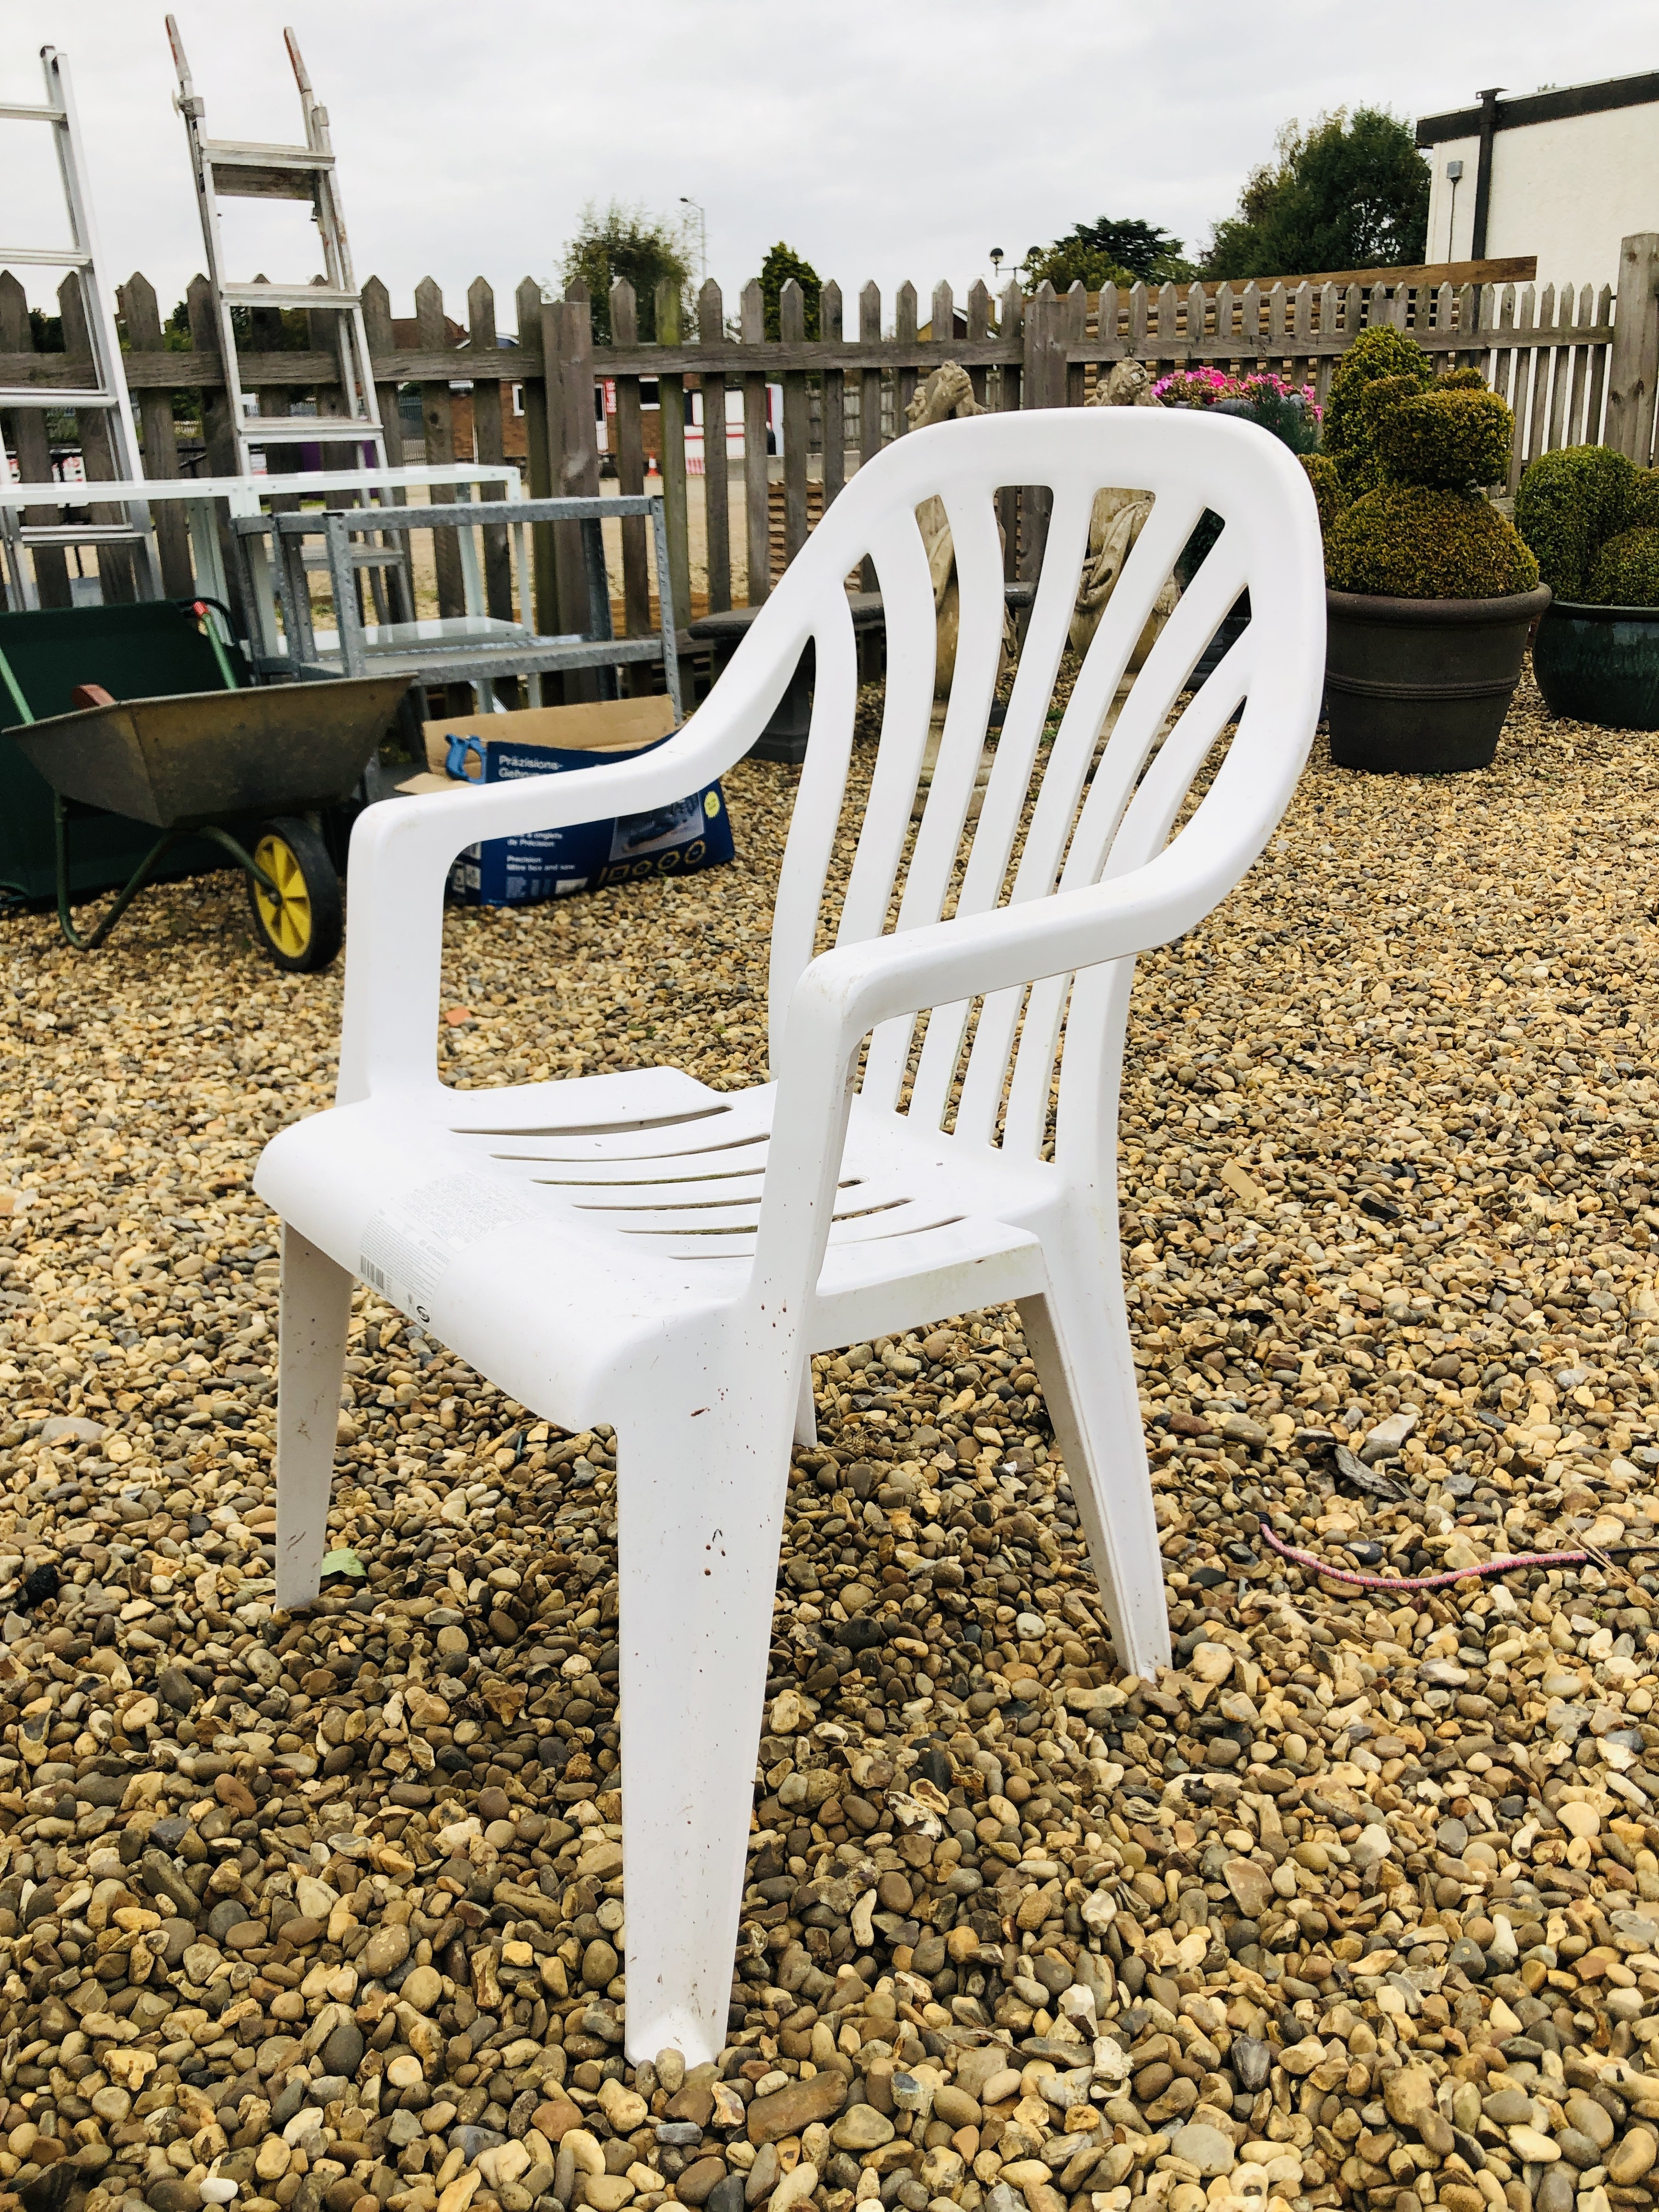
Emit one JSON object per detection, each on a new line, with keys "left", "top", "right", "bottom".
{"left": 246, "top": 816, "right": 343, "bottom": 973}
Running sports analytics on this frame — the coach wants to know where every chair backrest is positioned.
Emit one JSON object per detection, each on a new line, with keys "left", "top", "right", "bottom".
{"left": 737, "top": 407, "right": 1324, "bottom": 1183}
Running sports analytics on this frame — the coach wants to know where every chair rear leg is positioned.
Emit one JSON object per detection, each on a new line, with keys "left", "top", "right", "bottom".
{"left": 794, "top": 1361, "right": 817, "bottom": 1446}
{"left": 614, "top": 1362, "right": 795, "bottom": 2067}
{"left": 1019, "top": 1277, "right": 1170, "bottom": 1679}
{"left": 274, "top": 1224, "right": 353, "bottom": 1613}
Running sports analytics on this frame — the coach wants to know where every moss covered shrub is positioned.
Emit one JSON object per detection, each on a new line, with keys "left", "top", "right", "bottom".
{"left": 1587, "top": 527, "right": 1659, "bottom": 609}
{"left": 1632, "top": 473, "right": 1659, "bottom": 532}
{"left": 1379, "top": 389, "right": 1513, "bottom": 489}
{"left": 1514, "top": 445, "right": 1641, "bottom": 600}
{"left": 1326, "top": 485, "right": 1540, "bottom": 598}
{"left": 1325, "top": 382, "right": 1538, "bottom": 600}
{"left": 1300, "top": 453, "right": 1345, "bottom": 533}
{"left": 1323, "top": 327, "right": 1434, "bottom": 492}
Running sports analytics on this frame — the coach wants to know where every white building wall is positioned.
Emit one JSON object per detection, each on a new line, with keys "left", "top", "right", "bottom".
{"left": 1422, "top": 136, "right": 1481, "bottom": 264}
{"left": 1424, "top": 103, "right": 1659, "bottom": 290}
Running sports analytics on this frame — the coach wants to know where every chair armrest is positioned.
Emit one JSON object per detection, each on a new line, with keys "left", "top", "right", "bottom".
{"left": 746, "top": 808, "right": 1251, "bottom": 1315}
{"left": 335, "top": 590, "right": 822, "bottom": 1104}
{"left": 794, "top": 806, "right": 1239, "bottom": 1044}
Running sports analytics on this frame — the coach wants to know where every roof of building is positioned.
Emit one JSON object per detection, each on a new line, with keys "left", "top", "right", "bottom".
{"left": 1417, "top": 68, "right": 1659, "bottom": 145}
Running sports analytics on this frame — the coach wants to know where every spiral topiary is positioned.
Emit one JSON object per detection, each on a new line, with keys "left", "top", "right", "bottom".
{"left": 1325, "top": 485, "right": 1540, "bottom": 599}
{"left": 1325, "top": 384, "right": 1539, "bottom": 600}
{"left": 1322, "top": 326, "right": 1434, "bottom": 493}
{"left": 1300, "top": 454, "right": 1345, "bottom": 534}
{"left": 1378, "top": 389, "right": 1513, "bottom": 490}
{"left": 1587, "top": 527, "right": 1659, "bottom": 609}
{"left": 1514, "top": 445, "right": 1641, "bottom": 600}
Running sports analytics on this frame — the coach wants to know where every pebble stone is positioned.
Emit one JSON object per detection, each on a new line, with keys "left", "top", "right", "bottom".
{"left": 2, "top": 681, "right": 1659, "bottom": 2212}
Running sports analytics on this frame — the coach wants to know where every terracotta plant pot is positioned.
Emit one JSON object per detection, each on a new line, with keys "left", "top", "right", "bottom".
{"left": 1324, "top": 585, "right": 1552, "bottom": 773}
{"left": 1532, "top": 600, "right": 1659, "bottom": 731}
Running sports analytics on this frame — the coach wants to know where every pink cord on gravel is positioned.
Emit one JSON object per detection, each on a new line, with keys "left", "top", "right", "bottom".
{"left": 1258, "top": 1519, "right": 1625, "bottom": 1594}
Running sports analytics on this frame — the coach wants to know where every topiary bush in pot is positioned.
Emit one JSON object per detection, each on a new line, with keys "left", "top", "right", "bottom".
{"left": 1518, "top": 445, "right": 1659, "bottom": 727}
{"left": 1590, "top": 528, "right": 1659, "bottom": 607}
{"left": 1325, "top": 388, "right": 1538, "bottom": 598}
{"left": 1322, "top": 326, "right": 1434, "bottom": 497}
{"left": 1300, "top": 453, "right": 1345, "bottom": 534}
{"left": 1322, "top": 377, "right": 1549, "bottom": 772}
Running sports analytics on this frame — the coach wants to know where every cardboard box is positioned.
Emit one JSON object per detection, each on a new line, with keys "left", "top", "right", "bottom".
{"left": 408, "top": 697, "right": 732, "bottom": 908}
{"left": 421, "top": 695, "right": 677, "bottom": 773}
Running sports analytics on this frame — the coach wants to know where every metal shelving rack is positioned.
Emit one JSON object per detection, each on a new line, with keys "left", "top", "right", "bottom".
{"left": 231, "top": 493, "right": 682, "bottom": 720}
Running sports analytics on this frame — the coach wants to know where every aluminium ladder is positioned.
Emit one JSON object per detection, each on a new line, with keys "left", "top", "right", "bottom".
{"left": 166, "top": 15, "right": 388, "bottom": 478}
{"left": 0, "top": 45, "right": 160, "bottom": 609}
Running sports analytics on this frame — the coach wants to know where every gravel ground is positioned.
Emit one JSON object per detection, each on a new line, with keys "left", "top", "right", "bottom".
{"left": 3, "top": 674, "right": 1659, "bottom": 2212}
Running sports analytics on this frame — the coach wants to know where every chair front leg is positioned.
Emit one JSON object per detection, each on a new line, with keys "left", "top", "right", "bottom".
{"left": 613, "top": 1339, "right": 798, "bottom": 2067}
{"left": 274, "top": 1224, "right": 353, "bottom": 1612}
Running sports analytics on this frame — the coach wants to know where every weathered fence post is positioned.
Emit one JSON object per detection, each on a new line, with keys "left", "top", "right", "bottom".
{"left": 59, "top": 271, "right": 136, "bottom": 602}
{"left": 0, "top": 272, "right": 70, "bottom": 607}
{"left": 610, "top": 278, "right": 651, "bottom": 667}
{"left": 515, "top": 276, "right": 557, "bottom": 639}
{"left": 1606, "top": 234, "right": 1659, "bottom": 468}
{"left": 1020, "top": 281, "right": 1065, "bottom": 586}
{"left": 967, "top": 279, "right": 991, "bottom": 410}
{"left": 741, "top": 279, "right": 769, "bottom": 607}
{"left": 998, "top": 282, "right": 1023, "bottom": 586}
{"left": 821, "top": 280, "right": 844, "bottom": 515}
{"left": 700, "top": 280, "right": 731, "bottom": 612}
{"left": 415, "top": 278, "right": 464, "bottom": 617}
{"left": 932, "top": 279, "right": 953, "bottom": 392}
{"left": 895, "top": 283, "right": 918, "bottom": 429}
{"left": 117, "top": 273, "right": 194, "bottom": 598}
{"left": 1021, "top": 285, "right": 1065, "bottom": 410}
{"left": 780, "top": 280, "right": 810, "bottom": 567}
{"left": 654, "top": 280, "right": 691, "bottom": 631}
{"left": 359, "top": 276, "right": 413, "bottom": 625}
{"left": 546, "top": 285, "right": 601, "bottom": 697}
{"left": 361, "top": 277, "right": 407, "bottom": 469}
{"left": 1064, "top": 282, "right": 1087, "bottom": 409}
{"left": 857, "top": 282, "right": 882, "bottom": 593}
{"left": 467, "top": 277, "right": 515, "bottom": 623}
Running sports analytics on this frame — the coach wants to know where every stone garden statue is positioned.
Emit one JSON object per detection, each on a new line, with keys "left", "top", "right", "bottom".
{"left": 905, "top": 363, "right": 1014, "bottom": 698}
{"left": 1069, "top": 359, "right": 1181, "bottom": 665}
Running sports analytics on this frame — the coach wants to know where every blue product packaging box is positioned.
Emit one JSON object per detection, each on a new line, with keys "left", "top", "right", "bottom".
{"left": 439, "top": 731, "right": 735, "bottom": 907}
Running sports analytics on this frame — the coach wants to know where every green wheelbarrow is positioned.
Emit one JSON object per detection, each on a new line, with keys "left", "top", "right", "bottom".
{"left": 1, "top": 602, "right": 409, "bottom": 971}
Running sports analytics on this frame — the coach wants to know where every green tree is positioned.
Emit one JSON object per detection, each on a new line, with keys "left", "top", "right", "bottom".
{"left": 1025, "top": 216, "right": 1191, "bottom": 294}
{"left": 560, "top": 202, "right": 691, "bottom": 343}
{"left": 759, "top": 243, "right": 821, "bottom": 341}
{"left": 1201, "top": 109, "right": 1430, "bottom": 280}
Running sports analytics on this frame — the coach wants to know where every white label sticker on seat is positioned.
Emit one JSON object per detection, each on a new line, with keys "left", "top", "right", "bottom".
{"left": 358, "top": 1173, "right": 534, "bottom": 1326}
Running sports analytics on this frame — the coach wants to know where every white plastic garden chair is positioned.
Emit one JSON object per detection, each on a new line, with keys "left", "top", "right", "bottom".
{"left": 255, "top": 406, "right": 1325, "bottom": 2066}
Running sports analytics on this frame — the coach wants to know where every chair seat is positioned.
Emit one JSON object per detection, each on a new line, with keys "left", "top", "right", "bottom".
{"left": 255, "top": 1065, "right": 1052, "bottom": 1426}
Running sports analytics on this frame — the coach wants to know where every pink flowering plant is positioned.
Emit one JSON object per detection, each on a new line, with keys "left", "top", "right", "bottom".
{"left": 1153, "top": 366, "right": 1323, "bottom": 454}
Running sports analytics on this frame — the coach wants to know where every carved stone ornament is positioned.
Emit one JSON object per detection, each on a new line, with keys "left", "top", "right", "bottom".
{"left": 1069, "top": 359, "right": 1181, "bottom": 666}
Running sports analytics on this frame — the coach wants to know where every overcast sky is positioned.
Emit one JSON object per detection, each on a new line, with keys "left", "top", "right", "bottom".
{"left": 4, "top": 0, "right": 1654, "bottom": 337}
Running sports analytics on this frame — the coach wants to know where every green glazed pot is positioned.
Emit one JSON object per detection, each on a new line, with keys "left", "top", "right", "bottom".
{"left": 1532, "top": 601, "right": 1659, "bottom": 731}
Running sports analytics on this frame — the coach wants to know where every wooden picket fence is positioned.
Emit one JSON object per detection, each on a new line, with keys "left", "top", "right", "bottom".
{"left": 3, "top": 240, "right": 1657, "bottom": 640}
